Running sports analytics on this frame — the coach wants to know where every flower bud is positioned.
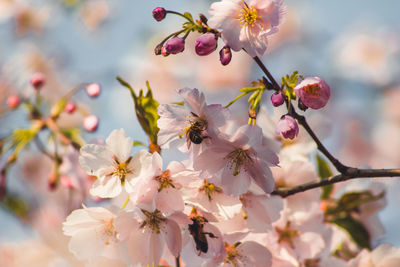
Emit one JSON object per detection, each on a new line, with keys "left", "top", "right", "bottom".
{"left": 195, "top": 33, "right": 218, "bottom": 56}
{"left": 271, "top": 92, "right": 284, "bottom": 107}
{"left": 276, "top": 115, "right": 299, "bottom": 140}
{"left": 7, "top": 94, "right": 20, "bottom": 109}
{"left": 86, "top": 83, "right": 101, "bottom": 98}
{"left": 30, "top": 72, "right": 45, "bottom": 90}
{"left": 165, "top": 37, "right": 185, "bottom": 54}
{"left": 219, "top": 45, "right": 232, "bottom": 66}
{"left": 161, "top": 46, "right": 169, "bottom": 57}
{"left": 64, "top": 101, "right": 76, "bottom": 114}
{"left": 152, "top": 7, "right": 166, "bottom": 22}
{"left": 83, "top": 115, "right": 99, "bottom": 132}
{"left": 294, "top": 77, "right": 330, "bottom": 110}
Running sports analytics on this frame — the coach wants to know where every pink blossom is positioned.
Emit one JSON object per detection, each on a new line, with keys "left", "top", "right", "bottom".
{"left": 62, "top": 206, "right": 122, "bottom": 261}
{"left": 194, "top": 124, "right": 279, "bottom": 195}
{"left": 294, "top": 77, "right": 331, "bottom": 110}
{"left": 115, "top": 208, "right": 185, "bottom": 266}
{"left": 79, "top": 129, "right": 152, "bottom": 198}
{"left": 208, "top": 0, "right": 286, "bottom": 57}
{"left": 157, "top": 87, "right": 229, "bottom": 151}
{"left": 219, "top": 45, "right": 232, "bottom": 65}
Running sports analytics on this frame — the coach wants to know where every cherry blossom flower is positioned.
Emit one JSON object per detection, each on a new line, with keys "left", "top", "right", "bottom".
{"left": 62, "top": 206, "right": 122, "bottom": 261}
{"left": 348, "top": 243, "right": 400, "bottom": 267}
{"left": 194, "top": 124, "right": 279, "bottom": 195}
{"left": 208, "top": 0, "right": 286, "bottom": 57}
{"left": 79, "top": 129, "right": 152, "bottom": 198}
{"left": 157, "top": 87, "right": 229, "bottom": 151}
{"left": 115, "top": 207, "right": 186, "bottom": 266}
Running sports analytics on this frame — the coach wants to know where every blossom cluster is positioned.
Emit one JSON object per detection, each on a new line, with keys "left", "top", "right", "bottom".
{"left": 1, "top": 0, "right": 400, "bottom": 267}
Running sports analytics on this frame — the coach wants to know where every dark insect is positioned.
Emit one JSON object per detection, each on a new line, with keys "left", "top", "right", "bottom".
{"left": 188, "top": 216, "right": 217, "bottom": 255}
{"left": 186, "top": 112, "right": 209, "bottom": 148}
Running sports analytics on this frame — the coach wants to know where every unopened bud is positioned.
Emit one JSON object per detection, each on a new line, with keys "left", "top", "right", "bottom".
{"left": 64, "top": 101, "right": 76, "bottom": 114}
{"left": 86, "top": 83, "right": 101, "bottom": 98}
{"left": 30, "top": 72, "right": 45, "bottom": 90}
{"left": 60, "top": 176, "right": 74, "bottom": 189}
{"left": 83, "top": 115, "right": 99, "bottom": 132}
{"left": 161, "top": 46, "right": 169, "bottom": 57}
{"left": 271, "top": 92, "right": 284, "bottom": 107}
{"left": 219, "top": 45, "right": 232, "bottom": 66}
{"left": 152, "top": 7, "right": 166, "bottom": 22}
{"left": 7, "top": 94, "right": 20, "bottom": 109}
{"left": 165, "top": 37, "right": 185, "bottom": 54}
{"left": 294, "top": 77, "right": 330, "bottom": 110}
{"left": 276, "top": 115, "right": 299, "bottom": 140}
{"left": 48, "top": 172, "right": 58, "bottom": 191}
{"left": 195, "top": 33, "right": 218, "bottom": 56}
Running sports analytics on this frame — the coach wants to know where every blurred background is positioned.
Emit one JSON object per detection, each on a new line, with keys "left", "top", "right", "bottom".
{"left": 1, "top": 0, "right": 400, "bottom": 258}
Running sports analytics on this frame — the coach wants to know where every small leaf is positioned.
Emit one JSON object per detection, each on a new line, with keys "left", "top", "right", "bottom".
{"left": 60, "top": 127, "right": 84, "bottom": 148}
{"left": 133, "top": 141, "right": 146, "bottom": 147}
{"left": 1, "top": 194, "right": 30, "bottom": 220}
{"left": 329, "top": 215, "right": 371, "bottom": 249}
{"left": 336, "top": 191, "right": 385, "bottom": 213}
{"left": 117, "top": 77, "right": 160, "bottom": 145}
{"left": 50, "top": 98, "right": 67, "bottom": 119}
{"left": 316, "top": 154, "right": 334, "bottom": 200}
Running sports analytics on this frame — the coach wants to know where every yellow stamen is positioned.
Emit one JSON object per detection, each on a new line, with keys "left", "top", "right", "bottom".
{"left": 235, "top": 2, "right": 262, "bottom": 28}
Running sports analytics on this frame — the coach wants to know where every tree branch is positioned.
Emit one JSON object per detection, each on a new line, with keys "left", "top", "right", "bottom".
{"left": 272, "top": 168, "right": 400, "bottom": 198}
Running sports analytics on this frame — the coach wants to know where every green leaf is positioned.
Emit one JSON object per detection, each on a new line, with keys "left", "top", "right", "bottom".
{"left": 1, "top": 194, "right": 30, "bottom": 220}
{"left": 336, "top": 191, "right": 385, "bottom": 213}
{"left": 183, "top": 12, "right": 194, "bottom": 22}
{"left": 316, "top": 154, "right": 334, "bottom": 200}
{"left": 50, "top": 98, "right": 67, "bottom": 119}
{"left": 329, "top": 215, "right": 371, "bottom": 249}
{"left": 133, "top": 141, "right": 146, "bottom": 147}
{"left": 5, "top": 122, "right": 42, "bottom": 154}
{"left": 117, "top": 77, "right": 160, "bottom": 145}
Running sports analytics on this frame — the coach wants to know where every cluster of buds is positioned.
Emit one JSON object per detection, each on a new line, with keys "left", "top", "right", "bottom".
{"left": 271, "top": 74, "right": 331, "bottom": 140}
{"left": 152, "top": 7, "right": 232, "bottom": 66}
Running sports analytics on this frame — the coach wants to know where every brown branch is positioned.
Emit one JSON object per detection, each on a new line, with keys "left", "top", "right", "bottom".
{"left": 272, "top": 168, "right": 400, "bottom": 198}
{"left": 45, "top": 118, "right": 81, "bottom": 151}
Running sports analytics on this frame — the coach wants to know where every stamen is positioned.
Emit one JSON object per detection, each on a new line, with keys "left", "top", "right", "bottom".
{"left": 235, "top": 1, "right": 263, "bottom": 28}
{"left": 140, "top": 209, "right": 166, "bottom": 234}
{"left": 155, "top": 169, "right": 175, "bottom": 191}
{"left": 275, "top": 221, "right": 299, "bottom": 249}
{"left": 224, "top": 148, "right": 255, "bottom": 176}
{"left": 199, "top": 180, "right": 223, "bottom": 201}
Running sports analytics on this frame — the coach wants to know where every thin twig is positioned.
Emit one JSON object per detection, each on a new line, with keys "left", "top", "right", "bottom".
{"left": 176, "top": 256, "right": 181, "bottom": 267}
{"left": 272, "top": 168, "right": 400, "bottom": 198}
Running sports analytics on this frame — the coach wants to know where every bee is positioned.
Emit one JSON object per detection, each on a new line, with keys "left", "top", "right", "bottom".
{"left": 188, "top": 215, "right": 217, "bottom": 255}
{"left": 186, "top": 112, "right": 209, "bottom": 148}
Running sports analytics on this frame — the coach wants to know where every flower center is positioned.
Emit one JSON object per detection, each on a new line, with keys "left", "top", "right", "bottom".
{"left": 199, "top": 180, "right": 223, "bottom": 201}
{"left": 110, "top": 156, "right": 133, "bottom": 185}
{"left": 101, "top": 218, "right": 117, "bottom": 245}
{"left": 155, "top": 169, "right": 175, "bottom": 191}
{"left": 303, "top": 83, "right": 321, "bottom": 97}
{"left": 236, "top": 2, "right": 262, "bottom": 28}
{"left": 275, "top": 221, "right": 299, "bottom": 249}
{"left": 224, "top": 242, "right": 241, "bottom": 264}
{"left": 224, "top": 148, "right": 254, "bottom": 176}
{"left": 140, "top": 209, "right": 166, "bottom": 234}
